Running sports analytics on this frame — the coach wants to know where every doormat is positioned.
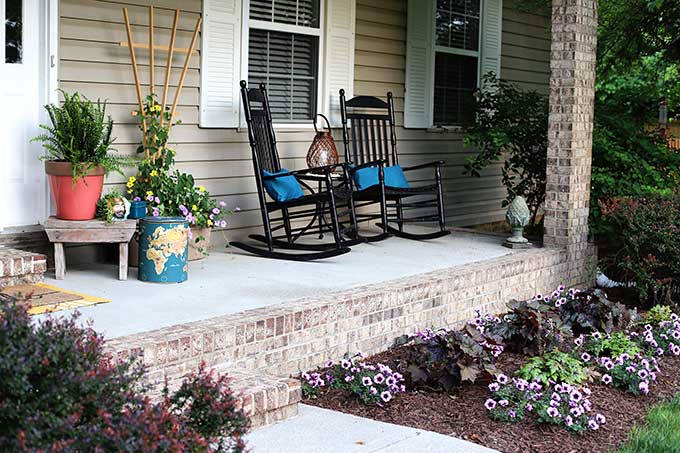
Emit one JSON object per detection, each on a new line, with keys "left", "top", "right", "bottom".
{"left": 0, "top": 283, "right": 111, "bottom": 315}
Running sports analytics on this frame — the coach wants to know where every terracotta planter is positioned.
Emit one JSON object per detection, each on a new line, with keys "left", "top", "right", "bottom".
{"left": 188, "top": 227, "right": 211, "bottom": 261}
{"left": 45, "top": 161, "right": 105, "bottom": 220}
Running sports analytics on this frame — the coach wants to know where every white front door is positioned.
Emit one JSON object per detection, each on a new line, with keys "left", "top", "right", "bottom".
{"left": 0, "top": 0, "right": 50, "bottom": 229}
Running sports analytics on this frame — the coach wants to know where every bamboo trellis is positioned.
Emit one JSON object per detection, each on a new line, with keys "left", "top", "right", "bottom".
{"left": 121, "top": 6, "right": 202, "bottom": 162}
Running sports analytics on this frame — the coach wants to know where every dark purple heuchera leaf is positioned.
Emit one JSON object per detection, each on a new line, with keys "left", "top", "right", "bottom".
{"left": 400, "top": 327, "right": 499, "bottom": 392}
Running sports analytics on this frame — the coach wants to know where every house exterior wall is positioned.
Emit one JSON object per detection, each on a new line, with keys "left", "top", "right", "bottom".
{"left": 57, "top": 0, "right": 551, "bottom": 242}
{"left": 353, "top": 0, "right": 551, "bottom": 229}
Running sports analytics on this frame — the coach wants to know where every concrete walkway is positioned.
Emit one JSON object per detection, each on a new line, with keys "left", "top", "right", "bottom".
{"left": 246, "top": 405, "right": 499, "bottom": 453}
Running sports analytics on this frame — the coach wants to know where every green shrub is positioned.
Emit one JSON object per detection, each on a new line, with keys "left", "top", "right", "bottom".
{"left": 463, "top": 74, "right": 548, "bottom": 229}
{"left": 0, "top": 298, "right": 249, "bottom": 451}
{"left": 600, "top": 195, "right": 680, "bottom": 303}
{"left": 517, "top": 351, "right": 589, "bottom": 387}
{"left": 587, "top": 332, "right": 641, "bottom": 358}
{"left": 644, "top": 305, "right": 674, "bottom": 326}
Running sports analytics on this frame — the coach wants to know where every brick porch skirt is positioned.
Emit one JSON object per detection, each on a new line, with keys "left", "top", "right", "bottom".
{"left": 107, "top": 245, "right": 595, "bottom": 428}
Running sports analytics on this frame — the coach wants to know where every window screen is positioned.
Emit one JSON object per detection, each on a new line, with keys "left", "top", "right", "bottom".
{"left": 435, "top": 0, "right": 480, "bottom": 51}
{"left": 433, "top": 53, "right": 477, "bottom": 125}
{"left": 250, "top": 0, "right": 320, "bottom": 28}
{"left": 248, "top": 29, "right": 319, "bottom": 121}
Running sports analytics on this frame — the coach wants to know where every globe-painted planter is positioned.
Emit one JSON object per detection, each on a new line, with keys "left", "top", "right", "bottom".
{"left": 45, "top": 161, "right": 104, "bottom": 220}
{"left": 138, "top": 217, "right": 189, "bottom": 283}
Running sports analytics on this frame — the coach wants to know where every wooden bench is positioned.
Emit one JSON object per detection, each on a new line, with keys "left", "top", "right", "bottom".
{"left": 44, "top": 217, "right": 137, "bottom": 280}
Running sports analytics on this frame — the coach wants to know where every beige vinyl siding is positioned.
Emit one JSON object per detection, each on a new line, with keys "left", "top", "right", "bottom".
{"left": 59, "top": 0, "right": 317, "bottom": 241}
{"left": 501, "top": 0, "right": 551, "bottom": 94}
{"left": 354, "top": 0, "right": 550, "bottom": 227}
{"left": 58, "top": 0, "right": 552, "bottom": 241}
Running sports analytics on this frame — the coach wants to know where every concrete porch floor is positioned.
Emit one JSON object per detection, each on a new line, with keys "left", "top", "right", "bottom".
{"left": 36, "top": 229, "right": 515, "bottom": 339}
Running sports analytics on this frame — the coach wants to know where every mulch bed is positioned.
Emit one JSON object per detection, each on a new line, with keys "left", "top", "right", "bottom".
{"left": 305, "top": 349, "right": 680, "bottom": 453}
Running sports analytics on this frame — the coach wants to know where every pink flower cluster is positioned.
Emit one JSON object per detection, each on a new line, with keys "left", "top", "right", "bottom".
{"left": 598, "top": 353, "right": 659, "bottom": 395}
{"left": 301, "top": 352, "right": 406, "bottom": 406}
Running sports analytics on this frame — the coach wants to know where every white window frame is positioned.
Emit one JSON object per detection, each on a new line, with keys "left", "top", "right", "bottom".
{"left": 240, "top": 0, "right": 326, "bottom": 130}
{"left": 432, "top": 0, "right": 484, "bottom": 126}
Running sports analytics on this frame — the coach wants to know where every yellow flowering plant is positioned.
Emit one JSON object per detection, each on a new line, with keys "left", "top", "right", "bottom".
{"left": 156, "top": 171, "right": 238, "bottom": 229}
{"left": 127, "top": 94, "right": 238, "bottom": 228}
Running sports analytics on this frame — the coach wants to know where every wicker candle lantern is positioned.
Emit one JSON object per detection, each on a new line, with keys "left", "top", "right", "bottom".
{"left": 306, "top": 114, "right": 339, "bottom": 172}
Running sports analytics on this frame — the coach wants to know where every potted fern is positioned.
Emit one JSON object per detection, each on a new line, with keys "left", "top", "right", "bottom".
{"left": 33, "top": 91, "right": 132, "bottom": 220}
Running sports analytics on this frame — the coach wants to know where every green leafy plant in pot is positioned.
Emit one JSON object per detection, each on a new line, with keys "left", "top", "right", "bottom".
{"left": 32, "top": 90, "right": 132, "bottom": 220}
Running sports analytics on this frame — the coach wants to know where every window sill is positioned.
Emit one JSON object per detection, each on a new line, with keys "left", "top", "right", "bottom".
{"left": 426, "top": 125, "right": 464, "bottom": 134}
{"left": 272, "top": 123, "right": 316, "bottom": 131}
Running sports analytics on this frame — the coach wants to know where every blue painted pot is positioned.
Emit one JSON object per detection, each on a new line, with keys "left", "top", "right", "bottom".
{"left": 138, "top": 217, "right": 189, "bottom": 283}
{"left": 128, "top": 200, "right": 147, "bottom": 219}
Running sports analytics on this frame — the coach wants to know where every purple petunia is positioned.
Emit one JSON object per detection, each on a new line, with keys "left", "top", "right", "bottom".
{"left": 488, "top": 382, "right": 500, "bottom": 392}
{"left": 497, "top": 374, "right": 509, "bottom": 384}
{"left": 581, "top": 352, "right": 591, "bottom": 362}
{"left": 588, "top": 419, "right": 599, "bottom": 430}
{"left": 373, "top": 373, "right": 385, "bottom": 384}
{"left": 499, "top": 399, "right": 509, "bottom": 408}
{"left": 212, "top": 207, "right": 220, "bottom": 215}
{"left": 341, "top": 359, "right": 351, "bottom": 370}
{"left": 602, "top": 374, "right": 613, "bottom": 385}
{"left": 595, "top": 414, "right": 606, "bottom": 425}
{"left": 546, "top": 407, "right": 560, "bottom": 418}
{"left": 380, "top": 391, "right": 392, "bottom": 403}
{"left": 639, "top": 381, "right": 649, "bottom": 394}
{"left": 484, "top": 399, "right": 497, "bottom": 410}
{"left": 362, "top": 376, "right": 372, "bottom": 386}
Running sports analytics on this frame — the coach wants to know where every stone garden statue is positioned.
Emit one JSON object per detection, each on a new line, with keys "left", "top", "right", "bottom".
{"left": 504, "top": 196, "right": 532, "bottom": 249}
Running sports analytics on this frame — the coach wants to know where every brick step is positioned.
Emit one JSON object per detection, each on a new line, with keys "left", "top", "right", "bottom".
{"left": 0, "top": 247, "right": 47, "bottom": 287}
{"left": 146, "top": 364, "right": 301, "bottom": 429}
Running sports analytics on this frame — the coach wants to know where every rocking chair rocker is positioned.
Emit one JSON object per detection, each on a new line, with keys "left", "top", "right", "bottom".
{"left": 229, "top": 81, "right": 363, "bottom": 261}
{"left": 339, "top": 90, "right": 450, "bottom": 241}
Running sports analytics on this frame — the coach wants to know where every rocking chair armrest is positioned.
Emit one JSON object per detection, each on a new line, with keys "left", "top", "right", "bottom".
{"left": 348, "top": 159, "right": 387, "bottom": 173}
{"left": 260, "top": 164, "right": 342, "bottom": 181}
{"left": 401, "top": 160, "right": 446, "bottom": 172}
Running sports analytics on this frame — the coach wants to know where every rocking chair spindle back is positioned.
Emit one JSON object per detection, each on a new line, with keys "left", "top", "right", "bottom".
{"left": 229, "top": 81, "right": 362, "bottom": 261}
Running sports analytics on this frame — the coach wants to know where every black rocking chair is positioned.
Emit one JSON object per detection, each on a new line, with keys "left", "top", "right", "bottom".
{"left": 229, "top": 81, "right": 362, "bottom": 261}
{"left": 339, "top": 89, "right": 450, "bottom": 240}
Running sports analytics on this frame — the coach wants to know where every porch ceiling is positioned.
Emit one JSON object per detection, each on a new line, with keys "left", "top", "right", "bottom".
{"left": 35, "top": 229, "right": 515, "bottom": 339}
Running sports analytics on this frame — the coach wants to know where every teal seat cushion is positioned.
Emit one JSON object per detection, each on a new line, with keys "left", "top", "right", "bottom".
{"left": 262, "top": 169, "right": 304, "bottom": 202}
{"left": 354, "top": 165, "right": 409, "bottom": 190}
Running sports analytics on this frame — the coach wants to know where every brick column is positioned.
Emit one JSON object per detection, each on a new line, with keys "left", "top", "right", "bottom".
{"left": 544, "top": 0, "right": 598, "bottom": 283}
